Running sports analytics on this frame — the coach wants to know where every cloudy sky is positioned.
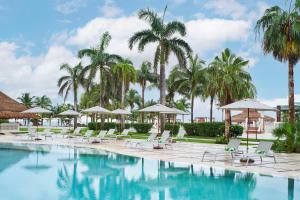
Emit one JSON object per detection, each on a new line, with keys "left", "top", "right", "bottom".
{"left": 0, "top": 0, "right": 296, "bottom": 120}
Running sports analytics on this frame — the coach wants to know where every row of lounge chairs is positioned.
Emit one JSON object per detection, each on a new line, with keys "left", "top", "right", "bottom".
{"left": 20, "top": 126, "right": 276, "bottom": 165}
{"left": 202, "top": 138, "right": 276, "bottom": 165}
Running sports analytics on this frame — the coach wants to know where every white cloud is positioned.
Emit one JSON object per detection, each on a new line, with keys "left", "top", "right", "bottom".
{"left": 99, "top": 0, "right": 123, "bottom": 17}
{"left": 55, "top": 0, "right": 87, "bottom": 14}
{"left": 204, "top": 0, "right": 247, "bottom": 19}
{"left": 0, "top": 42, "right": 78, "bottom": 100}
{"left": 66, "top": 15, "right": 250, "bottom": 67}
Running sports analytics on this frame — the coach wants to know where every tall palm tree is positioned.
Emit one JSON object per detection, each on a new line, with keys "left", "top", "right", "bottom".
{"left": 125, "top": 89, "right": 141, "bottom": 111}
{"left": 58, "top": 62, "right": 85, "bottom": 128}
{"left": 209, "top": 48, "right": 256, "bottom": 138}
{"left": 256, "top": 1, "right": 300, "bottom": 123}
{"left": 129, "top": 7, "right": 192, "bottom": 129}
{"left": 170, "top": 55, "right": 206, "bottom": 122}
{"left": 34, "top": 95, "right": 52, "bottom": 109}
{"left": 78, "top": 31, "right": 122, "bottom": 106}
{"left": 112, "top": 59, "right": 137, "bottom": 109}
{"left": 57, "top": 62, "right": 85, "bottom": 112}
{"left": 136, "top": 61, "right": 157, "bottom": 111}
{"left": 202, "top": 67, "right": 218, "bottom": 122}
{"left": 17, "top": 93, "right": 35, "bottom": 108}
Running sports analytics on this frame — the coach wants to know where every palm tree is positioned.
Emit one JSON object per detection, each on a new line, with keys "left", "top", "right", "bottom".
{"left": 57, "top": 62, "right": 85, "bottom": 112}
{"left": 256, "top": 1, "right": 300, "bottom": 123}
{"left": 136, "top": 61, "right": 157, "bottom": 121}
{"left": 125, "top": 89, "right": 141, "bottom": 111}
{"left": 202, "top": 67, "right": 218, "bottom": 122}
{"left": 174, "top": 98, "right": 190, "bottom": 112}
{"left": 78, "top": 31, "right": 122, "bottom": 107}
{"left": 129, "top": 7, "right": 192, "bottom": 129}
{"left": 209, "top": 48, "right": 256, "bottom": 138}
{"left": 34, "top": 95, "right": 52, "bottom": 109}
{"left": 170, "top": 55, "right": 206, "bottom": 122}
{"left": 112, "top": 59, "right": 137, "bottom": 109}
{"left": 17, "top": 93, "right": 35, "bottom": 108}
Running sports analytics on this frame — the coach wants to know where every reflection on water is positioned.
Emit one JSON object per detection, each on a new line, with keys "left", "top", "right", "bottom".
{"left": 0, "top": 143, "right": 299, "bottom": 200}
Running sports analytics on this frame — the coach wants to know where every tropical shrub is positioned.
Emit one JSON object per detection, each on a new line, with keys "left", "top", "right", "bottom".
{"left": 272, "top": 122, "right": 300, "bottom": 153}
{"left": 88, "top": 122, "right": 116, "bottom": 130}
{"left": 0, "top": 119, "right": 9, "bottom": 123}
{"left": 273, "top": 123, "right": 300, "bottom": 152}
{"left": 229, "top": 125, "right": 243, "bottom": 137}
{"left": 215, "top": 136, "right": 228, "bottom": 144}
{"left": 165, "top": 123, "right": 180, "bottom": 136}
{"left": 183, "top": 122, "right": 224, "bottom": 137}
{"left": 132, "top": 123, "right": 152, "bottom": 134}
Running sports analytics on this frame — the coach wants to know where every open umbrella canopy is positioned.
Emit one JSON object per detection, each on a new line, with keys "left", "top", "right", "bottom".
{"left": 220, "top": 99, "right": 276, "bottom": 111}
{"left": 21, "top": 107, "right": 52, "bottom": 114}
{"left": 161, "top": 108, "right": 190, "bottom": 115}
{"left": 139, "top": 104, "right": 175, "bottom": 113}
{"left": 82, "top": 106, "right": 111, "bottom": 114}
{"left": 58, "top": 110, "right": 80, "bottom": 116}
{"left": 111, "top": 108, "right": 131, "bottom": 115}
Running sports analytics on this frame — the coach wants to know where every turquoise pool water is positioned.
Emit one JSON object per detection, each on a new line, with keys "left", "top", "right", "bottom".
{"left": 0, "top": 143, "right": 299, "bottom": 200}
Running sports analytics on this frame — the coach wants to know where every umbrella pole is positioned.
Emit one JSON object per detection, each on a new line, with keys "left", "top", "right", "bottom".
{"left": 247, "top": 108, "right": 249, "bottom": 153}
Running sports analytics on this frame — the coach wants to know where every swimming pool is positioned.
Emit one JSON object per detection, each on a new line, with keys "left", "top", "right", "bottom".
{"left": 0, "top": 143, "right": 299, "bottom": 200}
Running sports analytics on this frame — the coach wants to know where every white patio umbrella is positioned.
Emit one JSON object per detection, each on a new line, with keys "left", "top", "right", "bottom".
{"left": 82, "top": 106, "right": 111, "bottom": 114}
{"left": 82, "top": 106, "right": 111, "bottom": 128}
{"left": 220, "top": 99, "right": 276, "bottom": 152}
{"left": 139, "top": 104, "right": 175, "bottom": 135}
{"left": 111, "top": 109, "right": 132, "bottom": 130}
{"left": 111, "top": 108, "right": 131, "bottom": 115}
{"left": 22, "top": 107, "right": 52, "bottom": 140}
{"left": 58, "top": 110, "right": 80, "bottom": 130}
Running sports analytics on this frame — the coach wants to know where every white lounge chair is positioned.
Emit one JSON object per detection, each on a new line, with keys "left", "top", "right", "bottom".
{"left": 60, "top": 128, "right": 69, "bottom": 138}
{"left": 244, "top": 141, "right": 276, "bottom": 164}
{"left": 116, "top": 129, "right": 131, "bottom": 139}
{"left": 26, "top": 127, "right": 37, "bottom": 140}
{"left": 95, "top": 130, "right": 108, "bottom": 142}
{"left": 154, "top": 130, "right": 172, "bottom": 149}
{"left": 82, "top": 130, "right": 93, "bottom": 142}
{"left": 202, "top": 139, "right": 242, "bottom": 163}
{"left": 105, "top": 129, "right": 116, "bottom": 138}
{"left": 41, "top": 128, "right": 53, "bottom": 140}
{"left": 134, "top": 131, "right": 159, "bottom": 148}
{"left": 172, "top": 127, "right": 188, "bottom": 142}
{"left": 73, "top": 127, "right": 83, "bottom": 136}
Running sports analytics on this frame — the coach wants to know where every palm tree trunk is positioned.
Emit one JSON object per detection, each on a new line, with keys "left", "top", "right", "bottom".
{"left": 288, "top": 60, "right": 295, "bottom": 123}
{"left": 190, "top": 93, "right": 194, "bottom": 123}
{"left": 141, "top": 83, "right": 145, "bottom": 123}
{"left": 99, "top": 70, "right": 104, "bottom": 126}
{"left": 73, "top": 87, "right": 78, "bottom": 129}
{"left": 225, "top": 109, "right": 231, "bottom": 139}
{"left": 209, "top": 96, "right": 214, "bottom": 122}
{"left": 160, "top": 46, "right": 166, "bottom": 133}
{"left": 120, "top": 78, "right": 125, "bottom": 130}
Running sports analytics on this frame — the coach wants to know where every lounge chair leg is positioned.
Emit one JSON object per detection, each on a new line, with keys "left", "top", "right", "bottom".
{"left": 202, "top": 152, "right": 206, "bottom": 162}
{"left": 260, "top": 156, "right": 263, "bottom": 163}
{"left": 273, "top": 155, "right": 277, "bottom": 163}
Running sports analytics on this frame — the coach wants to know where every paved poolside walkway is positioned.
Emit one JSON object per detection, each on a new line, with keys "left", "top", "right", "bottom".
{"left": 1, "top": 133, "right": 300, "bottom": 180}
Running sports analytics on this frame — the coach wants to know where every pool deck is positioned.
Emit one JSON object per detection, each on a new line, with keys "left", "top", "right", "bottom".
{"left": 1, "top": 133, "right": 300, "bottom": 180}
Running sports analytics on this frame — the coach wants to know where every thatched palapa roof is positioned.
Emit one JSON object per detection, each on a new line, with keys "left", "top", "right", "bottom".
{"left": 0, "top": 91, "right": 36, "bottom": 119}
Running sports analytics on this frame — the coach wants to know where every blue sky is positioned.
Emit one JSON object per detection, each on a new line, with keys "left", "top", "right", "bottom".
{"left": 0, "top": 0, "right": 297, "bottom": 119}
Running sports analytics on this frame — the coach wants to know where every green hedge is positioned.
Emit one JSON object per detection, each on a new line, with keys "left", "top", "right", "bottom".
{"left": 183, "top": 122, "right": 243, "bottom": 137}
{"left": 183, "top": 122, "right": 225, "bottom": 137}
{"left": 132, "top": 123, "right": 152, "bottom": 134}
{"left": 88, "top": 122, "right": 116, "bottom": 130}
{"left": 165, "top": 123, "right": 180, "bottom": 135}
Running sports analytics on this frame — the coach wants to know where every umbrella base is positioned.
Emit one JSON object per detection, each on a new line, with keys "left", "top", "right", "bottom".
{"left": 240, "top": 158, "right": 255, "bottom": 163}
